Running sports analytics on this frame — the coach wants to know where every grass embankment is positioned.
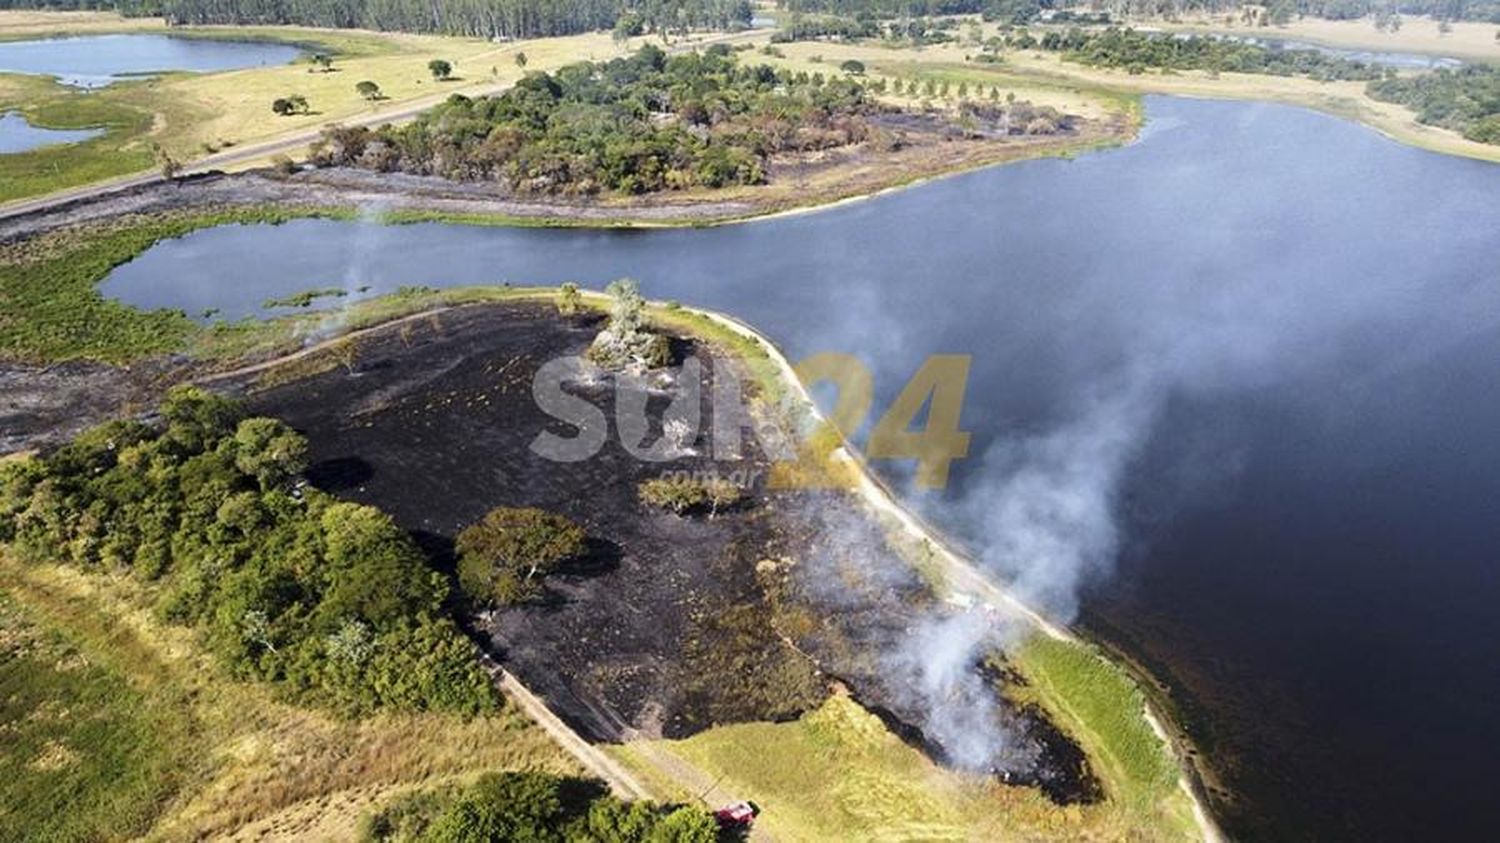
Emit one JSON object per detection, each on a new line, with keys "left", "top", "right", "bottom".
{"left": 0, "top": 557, "right": 576, "bottom": 840}
{"left": 0, "top": 10, "right": 624, "bottom": 203}
{"left": 614, "top": 679, "right": 1195, "bottom": 841}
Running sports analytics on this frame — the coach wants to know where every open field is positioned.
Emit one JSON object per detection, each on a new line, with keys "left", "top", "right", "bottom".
{"left": 0, "top": 11, "right": 630, "bottom": 204}
{"left": 0, "top": 557, "right": 579, "bottom": 841}
{"left": 614, "top": 676, "right": 1196, "bottom": 841}
{"left": 1161, "top": 14, "right": 1500, "bottom": 64}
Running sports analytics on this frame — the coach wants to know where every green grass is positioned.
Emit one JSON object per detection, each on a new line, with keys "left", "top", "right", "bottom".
{"left": 1009, "top": 632, "right": 1198, "bottom": 832}
{"left": 0, "top": 206, "right": 358, "bottom": 363}
{"left": 0, "top": 73, "right": 157, "bottom": 203}
{"left": 619, "top": 690, "right": 1192, "bottom": 841}
{"left": 0, "top": 590, "right": 188, "bottom": 840}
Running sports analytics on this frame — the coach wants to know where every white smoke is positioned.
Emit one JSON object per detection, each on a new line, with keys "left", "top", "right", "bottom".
{"left": 961, "top": 369, "right": 1161, "bottom": 620}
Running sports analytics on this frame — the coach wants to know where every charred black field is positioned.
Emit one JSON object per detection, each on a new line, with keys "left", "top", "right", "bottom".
{"left": 244, "top": 301, "right": 1100, "bottom": 805}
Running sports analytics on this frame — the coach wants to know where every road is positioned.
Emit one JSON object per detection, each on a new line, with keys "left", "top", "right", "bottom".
{"left": 0, "top": 28, "right": 767, "bottom": 223}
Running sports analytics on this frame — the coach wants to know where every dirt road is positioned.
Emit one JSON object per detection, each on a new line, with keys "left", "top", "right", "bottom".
{"left": 0, "top": 29, "right": 766, "bottom": 223}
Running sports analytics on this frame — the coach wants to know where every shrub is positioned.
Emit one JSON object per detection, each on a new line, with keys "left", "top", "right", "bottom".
{"left": 360, "top": 771, "right": 718, "bottom": 842}
{"left": 557, "top": 281, "right": 582, "bottom": 316}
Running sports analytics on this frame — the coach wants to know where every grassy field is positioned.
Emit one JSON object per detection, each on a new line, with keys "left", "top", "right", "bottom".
{"left": 614, "top": 680, "right": 1198, "bottom": 841}
{"left": 0, "top": 557, "right": 578, "bottom": 841}
{"left": 0, "top": 11, "right": 627, "bottom": 203}
{"left": 0, "top": 590, "right": 186, "bottom": 840}
{"left": 1162, "top": 14, "right": 1500, "bottom": 64}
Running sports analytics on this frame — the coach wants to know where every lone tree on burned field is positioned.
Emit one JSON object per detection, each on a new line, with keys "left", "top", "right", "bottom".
{"left": 586, "top": 279, "right": 670, "bottom": 370}
{"left": 457, "top": 507, "right": 586, "bottom": 605}
{"left": 557, "top": 281, "right": 583, "bottom": 316}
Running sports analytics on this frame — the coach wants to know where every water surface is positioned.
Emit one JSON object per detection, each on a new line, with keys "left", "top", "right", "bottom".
{"left": 0, "top": 34, "right": 302, "bottom": 87}
{"left": 0, "top": 111, "right": 101, "bottom": 153}
{"left": 102, "top": 96, "right": 1500, "bottom": 839}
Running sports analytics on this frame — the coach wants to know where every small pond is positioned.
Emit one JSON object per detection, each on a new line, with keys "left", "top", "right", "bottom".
{"left": 0, "top": 110, "right": 101, "bottom": 153}
{"left": 0, "top": 33, "right": 303, "bottom": 88}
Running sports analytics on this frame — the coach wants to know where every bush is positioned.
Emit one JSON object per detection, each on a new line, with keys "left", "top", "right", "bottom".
{"left": 639, "top": 475, "right": 743, "bottom": 517}
{"left": 456, "top": 507, "right": 586, "bottom": 606}
{"left": 360, "top": 771, "right": 718, "bottom": 842}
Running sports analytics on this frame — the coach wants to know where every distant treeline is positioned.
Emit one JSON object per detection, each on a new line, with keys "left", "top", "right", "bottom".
{"left": 1053, "top": 27, "right": 1388, "bottom": 80}
{"left": 0, "top": 0, "right": 162, "bottom": 15}
{"left": 0, "top": 0, "right": 752, "bottom": 38}
{"left": 771, "top": 0, "right": 1500, "bottom": 23}
{"left": 1368, "top": 64, "right": 1500, "bottom": 143}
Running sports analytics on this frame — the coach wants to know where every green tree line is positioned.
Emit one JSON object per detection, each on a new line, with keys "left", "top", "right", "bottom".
{"left": 1051, "top": 26, "right": 1388, "bottom": 80}
{"left": 1368, "top": 63, "right": 1500, "bottom": 142}
{"left": 310, "top": 44, "right": 875, "bottom": 195}
{"left": 360, "top": 770, "right": 720, "bottom": 841}
{"left": 0, "top": 386, "right": 497, "bottom": 716}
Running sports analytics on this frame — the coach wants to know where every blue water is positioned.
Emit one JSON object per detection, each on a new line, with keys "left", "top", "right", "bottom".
{"left": 101, "top": 96, "right": 1500, "bottom": 838}
{"left": 0, "top": 110, "right": 101, "bottom": 153}
{"left": 0, "top": 34, "right": 302, "bottom": 88}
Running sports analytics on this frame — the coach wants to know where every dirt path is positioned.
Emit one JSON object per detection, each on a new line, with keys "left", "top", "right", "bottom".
{"left": 474, "top": 650, "right": 655, "bottom": 802}
{"left": 0, "top": 30, "right": 765, "bottom": 223}
{"left": 626, "top": 743, "right": 776, "bottom": 843}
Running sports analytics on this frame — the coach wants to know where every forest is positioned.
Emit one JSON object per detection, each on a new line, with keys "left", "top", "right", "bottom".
{"left": 0, "top": 387, "right": 498, "bottom": 716}
{"left": 1368, "top": 64, "right": 1500, "bottom": 142}
{"left": 0, "top": 0, "right": 752, "bottom": 38}
{"left": 310, "top": 44, "right": 876, "bottom": 194}
{"left": 1051, "top": 27, "right": 1387, "bottom": 79}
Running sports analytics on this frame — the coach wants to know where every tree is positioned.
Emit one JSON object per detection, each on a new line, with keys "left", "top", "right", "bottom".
{"left": 557, "top": 281, "right": 582, "bottom": 316}
{"left": 587, "top": 278, "right": 670, "bottom": 370}
{"left": 704, "top": 477, "right": 742, "bottom": 518}
{"left": 231, "top": 417, "right": 308, "bottom": 490}
{"left": 272, "top": 94, "right": 309, "bottom": 116}
{"left": 456, "top": 507, "right": 585, "bottom": 605}
{"left": 161, "top": 385, "right": 244, "bottom": 453}
{"left": 319, "top": 502, "right": 447, "bottom": 627}
{"left": 840, "top": 59, "right": 865, "bottom": 74}
{"left": 429, "top": 59, "right": 453, "bottom": 80}
{"left": 329, "top": 336, "right": 359, "bottom": 373}
{"left": 311, "top": 53, "right": 334, "bottom": 72}
{"left": 152, "top": 142, "right": 182, "bottom": 180}
{"left": 514, "top": 51, "right": 528, "bottom": 69}
{"left": 356, "top": 80, "right": 382, "bottom": 100}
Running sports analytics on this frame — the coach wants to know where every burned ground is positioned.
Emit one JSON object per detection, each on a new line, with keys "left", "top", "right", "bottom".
{"left": 246, "top": 302, "right": 1100, "bottom": 804}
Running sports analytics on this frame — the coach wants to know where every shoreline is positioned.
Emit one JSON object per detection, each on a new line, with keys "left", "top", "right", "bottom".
{"left": 169, "top": 288, "right": 1225, "bottom": 839}
{"left": 0, "top": 110, "right": 1131, "bottom": 236}
{"left": 677, "top": 301, "right": 1225, "bottom": 842}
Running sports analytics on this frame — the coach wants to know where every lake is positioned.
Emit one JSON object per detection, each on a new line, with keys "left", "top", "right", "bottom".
{"left": 0, "top": 34, "right": 302, "bottom": 88}
{"left": 0, "top": 110, "right": 102, "bottom": 153}
{"left": 101, "top": 96, "right": 1500, "bottom": 839}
